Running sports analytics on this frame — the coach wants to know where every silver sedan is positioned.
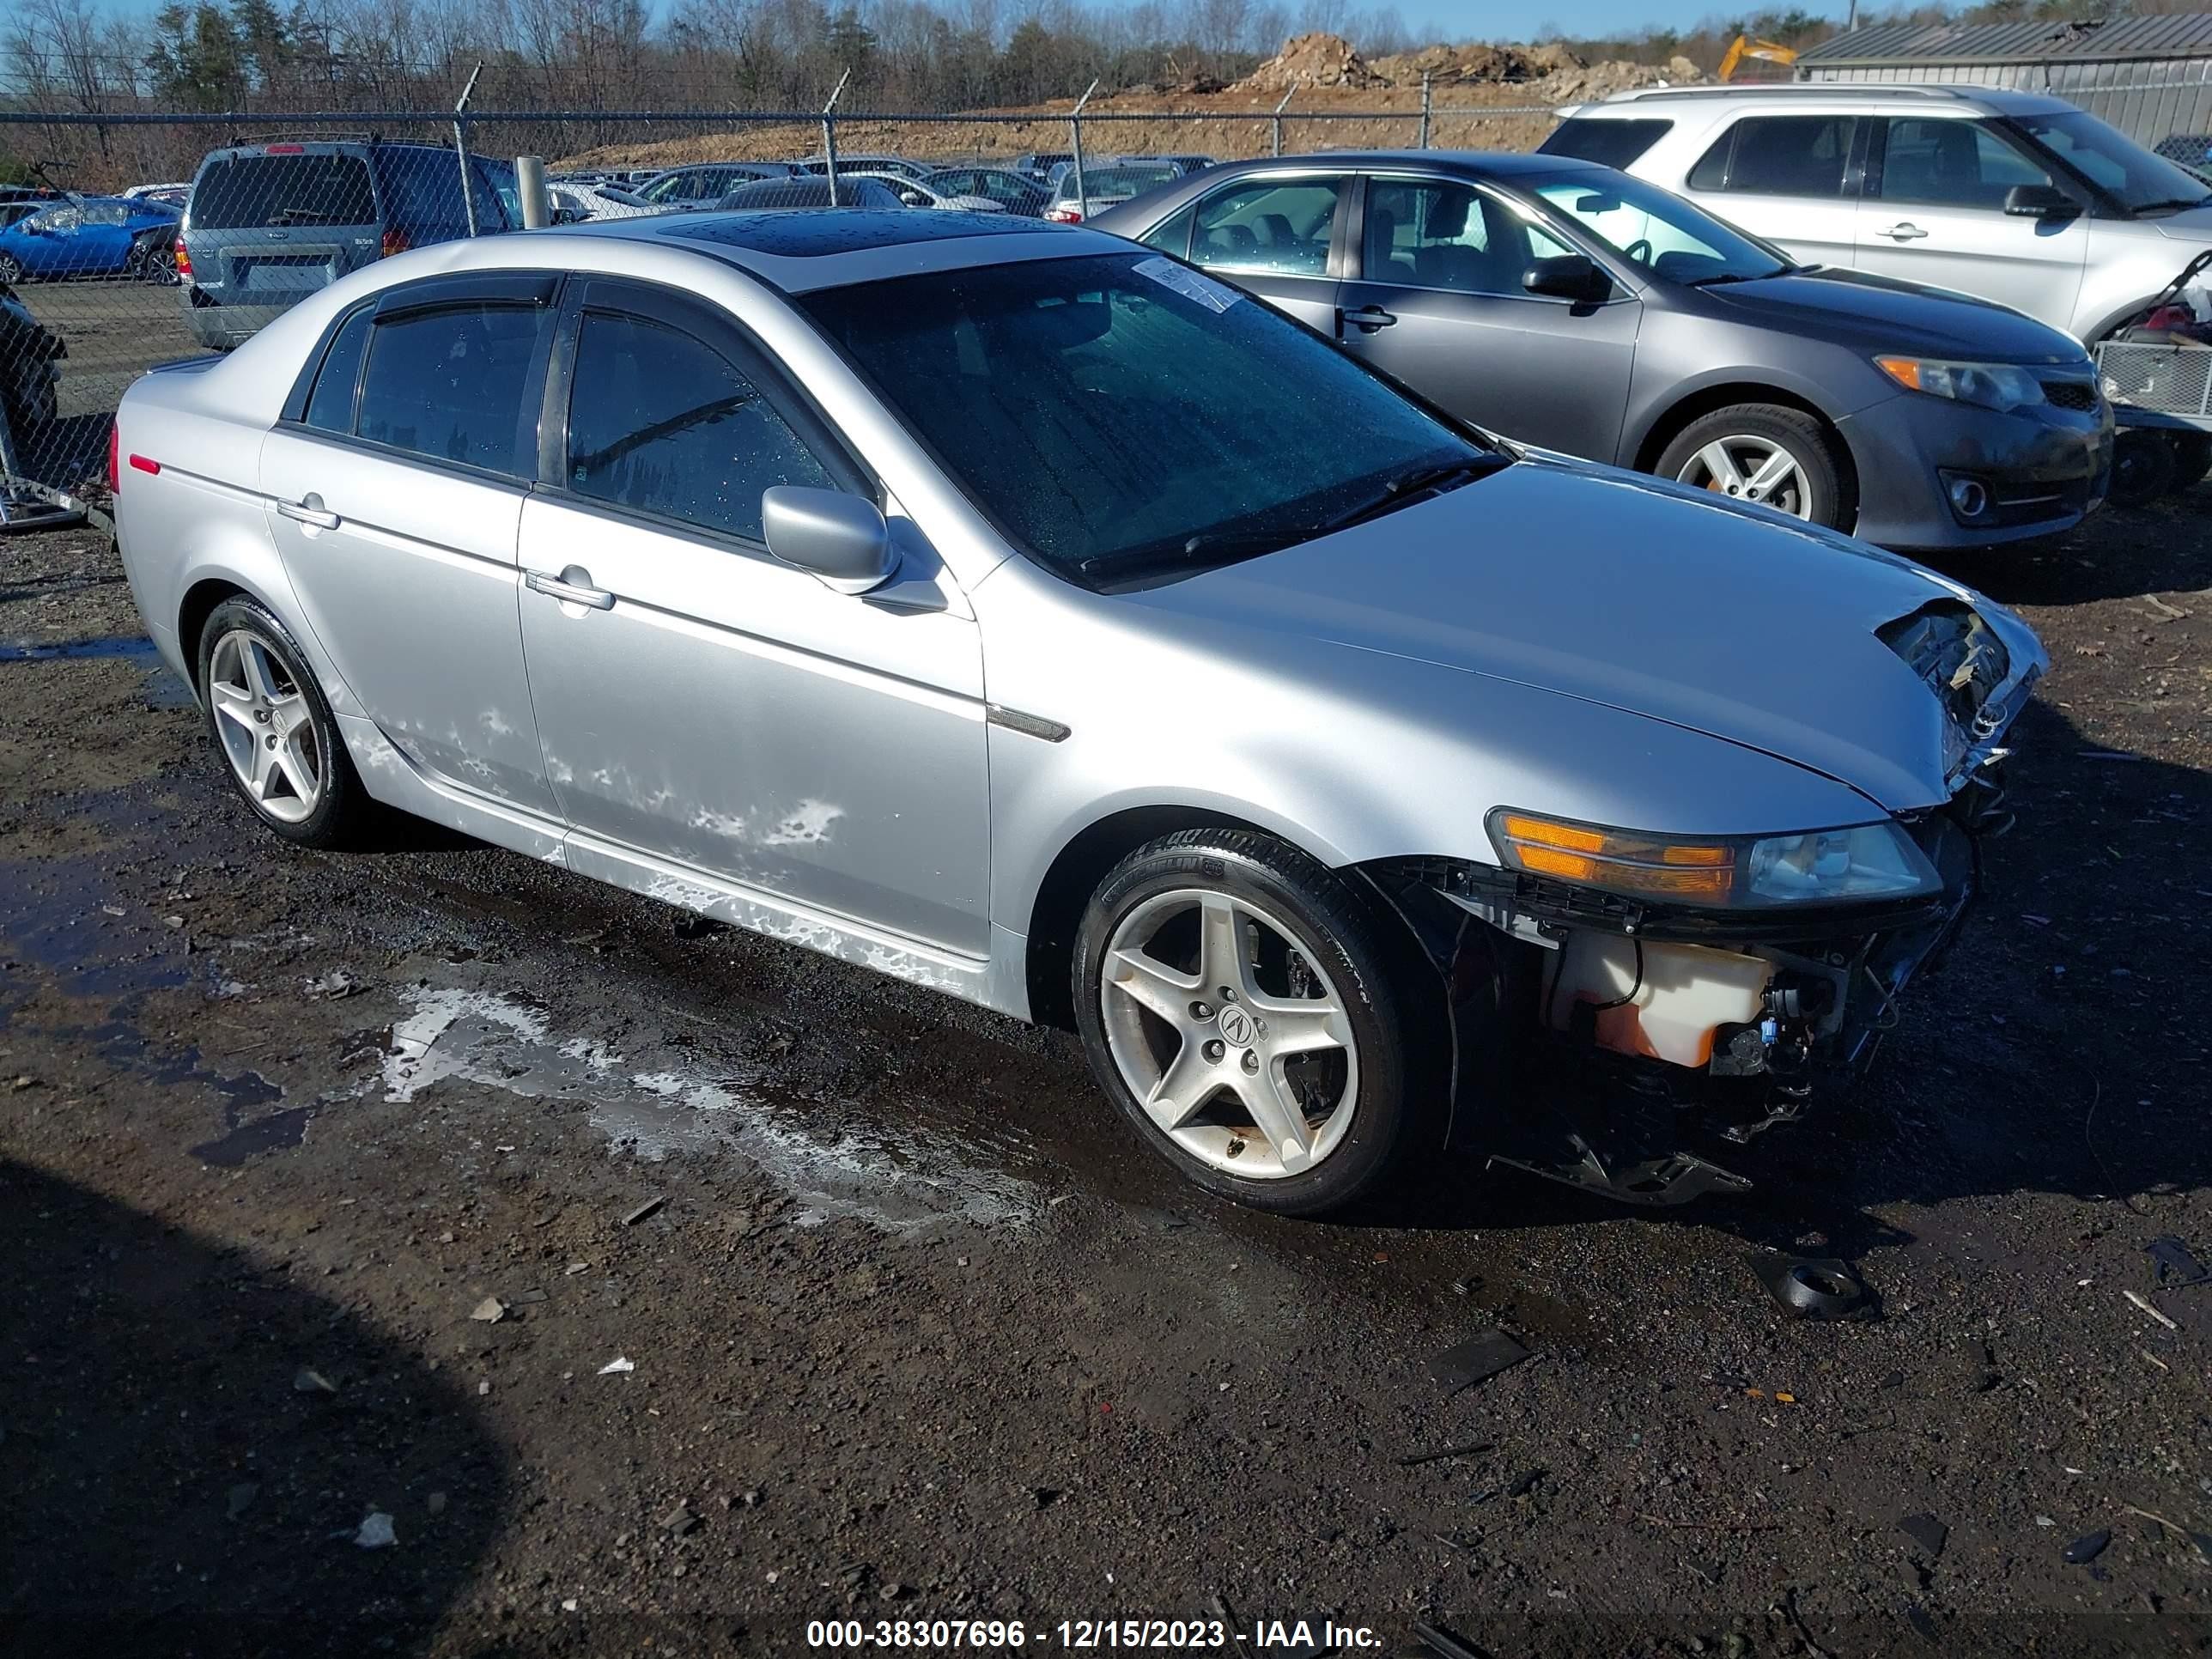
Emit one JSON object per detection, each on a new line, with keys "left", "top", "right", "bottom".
{"left": 111, "top": 210, "right": 2045, "bottom": 1215}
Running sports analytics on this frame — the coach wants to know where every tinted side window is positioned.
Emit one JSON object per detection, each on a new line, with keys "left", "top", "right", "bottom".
{"left": 1189, "top": 178, "right": 1343, "bottom": 275}
{"left": 1875, "top": 118, "right": 2052, "bottom": 208}
{"left": 1720, "top": 116, "right": 1857, "bottom": 198}
{"left": 356, "top": 302, "right": 545, "bottom": 474}
{"left": 1687, "top": 126, "right": 1735, "bottom": 191}
{"left": 374, "top": 149, "right": 468, "bottom": 229}
{"left": 1362, "top": 180, "right": 1575, "bottom": 295}
{"left": 1139, "top": 200, "right": 1198, "bottom": 258}
{"left": 563, "top": 311, "right": 835, "bottom": 544}
{"left": 1539, "top": 118, "right": 1674, "bottom": 169}
{"left": 304, "top": 307, "right": 373, "bottom": 433}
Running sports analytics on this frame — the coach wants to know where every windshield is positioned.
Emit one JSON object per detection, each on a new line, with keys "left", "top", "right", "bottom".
{"left": 800, "top": 252, "right": 1499, "bottom": 586}
{"left": 2009, "top": 109, "right": 2212, "bottom": 213}
{"left": 1524, "top": 167, "right": 1791, "bottom": 284}
{"left": 1053, "top": 166, "right": 1177, "bottom": 203}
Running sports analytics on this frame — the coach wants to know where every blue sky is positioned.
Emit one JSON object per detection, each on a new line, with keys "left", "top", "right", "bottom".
{"left": 1426, "top": 0, "right": 1850, "bottom": 36}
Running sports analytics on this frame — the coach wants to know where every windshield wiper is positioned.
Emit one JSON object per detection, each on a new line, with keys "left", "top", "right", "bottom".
{"left": 1078, "top": 532, "right": 1292, "bottom": 586}
{"left": 2130, "top": 196, "right": 2212, "bottom": 215}
{"left": 1684, "top": 270, "right": 1778, "bottom": 288}
{"left": 1308, "top": 456, "right": 1507, "bottom": 538}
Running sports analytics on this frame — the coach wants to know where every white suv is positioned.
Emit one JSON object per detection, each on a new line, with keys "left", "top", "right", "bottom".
{"left": 1542, "top": 84, "right": 2212, "bottom": 343}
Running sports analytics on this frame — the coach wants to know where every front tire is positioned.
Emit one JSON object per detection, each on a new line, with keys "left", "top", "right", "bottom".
{"left": 1656, "top": 404, "right": 1850, "bottom": 531}
{"left": 196, "top": 596, "right": 375, "bottom": 848}
{"left": 0, "top": 254, "right": 24, "bottom": 286}
{"left": 1072, "top": 829, "right": 1443, "bottom": 1216}
{"left": 2109, "top": 429, "right": 2177, "bottom": 507}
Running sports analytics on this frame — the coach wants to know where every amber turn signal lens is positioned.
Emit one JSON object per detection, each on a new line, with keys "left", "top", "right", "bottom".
{"left": 1490, "top": 811, "right": 1737, "bottom": 902}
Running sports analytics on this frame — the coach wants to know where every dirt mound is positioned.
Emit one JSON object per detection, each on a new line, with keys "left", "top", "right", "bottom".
{"left": 1534, "top": 55, "right": 1704, "bottom": 102}
{"left": 1370, "top": 40, "right": 1582, "bottom": 84}
{"left": 1234, "top": 32, "right": 1382, "bottom": 93}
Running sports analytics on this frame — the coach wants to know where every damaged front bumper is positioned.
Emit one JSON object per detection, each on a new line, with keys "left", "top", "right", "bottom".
{"left": 1365, "top": 763, "right": 2014, "bottom": 1206}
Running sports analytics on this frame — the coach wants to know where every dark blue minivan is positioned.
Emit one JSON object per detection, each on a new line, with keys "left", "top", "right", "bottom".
{"left": 181, "top": 140, "right": 518, "bottom": 349}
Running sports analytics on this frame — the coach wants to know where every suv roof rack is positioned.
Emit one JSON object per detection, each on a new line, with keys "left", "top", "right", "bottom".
{"left": 1603, "top": 83, "right": 1974, "bottom": 104}
{"left": 230, "top": 130, "right": 381, "bottom": 147}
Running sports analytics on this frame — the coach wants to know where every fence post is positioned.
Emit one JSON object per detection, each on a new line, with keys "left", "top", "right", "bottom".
{"left": 516, "top": 155, "right": 550, "bottom": 227}
{"left": 1070, "top": 79, "right": 1099, "bottom": 219}
{"left": 1273, "top": 88, "right": 1293, "bottom": 157}
{"left": 453, "top": 60, "right": 483, "bottom": 236}
{"left": 821, "top": 68, "right": 850, "bottom": 205}
{"left": 1419, "top": 70, "right": 1432, "bottom": 149}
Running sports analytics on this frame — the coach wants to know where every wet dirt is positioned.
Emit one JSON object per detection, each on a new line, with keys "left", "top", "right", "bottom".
{"left": 1, "top": 511, "right": 2208, "bottom": 1656}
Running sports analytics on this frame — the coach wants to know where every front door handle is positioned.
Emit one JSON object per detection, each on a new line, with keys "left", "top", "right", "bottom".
{"left": 1345, "top": 304, "right": 1398, "bottom": 331}
{"left": 525, "top": 565, "right": 615, "bottom": 611}
{"left": 1878, "top": 222, "right": 1929, "bottom": 241}
{"left": 276, "top": 494, "right": 339, "bottom": 530}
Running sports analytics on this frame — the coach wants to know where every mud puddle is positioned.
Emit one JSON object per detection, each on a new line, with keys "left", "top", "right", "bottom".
{"left": 0, "top": 633, "right": 194, "bottom": 707}
{"left": 381, "top": 975, "right": 1042, "bottom": 1233}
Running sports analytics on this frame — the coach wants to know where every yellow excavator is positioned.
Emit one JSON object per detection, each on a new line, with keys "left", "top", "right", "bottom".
{"left": 1717, "top": 35, "right": 1799, "bottom": 82}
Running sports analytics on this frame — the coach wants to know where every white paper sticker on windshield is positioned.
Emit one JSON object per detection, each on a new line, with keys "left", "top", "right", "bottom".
{"left": 1133, "top": 255, "right": 1242, "bottom": 313}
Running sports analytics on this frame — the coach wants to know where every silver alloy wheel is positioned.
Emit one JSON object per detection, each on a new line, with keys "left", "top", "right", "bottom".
{"left": 1676, "top": 435, "right": 1814, "bottom": 519}
{"left": 208, "top": 628, "right": 323, "bottom": 823}
{"left": 1098, "top": 887, "right": 1359, "bottom": 1179}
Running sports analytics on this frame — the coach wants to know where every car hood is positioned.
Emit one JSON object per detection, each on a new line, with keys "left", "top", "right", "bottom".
{"left": 2150, "top": 200, "right": 2212, "bottom": 239}
{"left": 1690, "top": 265, "right": 2083, "bottom": 362}
{"left": 1131, "top": 457, "right": 2044, "bottom": 814}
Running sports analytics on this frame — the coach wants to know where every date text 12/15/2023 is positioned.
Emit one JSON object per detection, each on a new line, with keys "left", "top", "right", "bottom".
{"left": 805, "top": 1619, "right": 1387, "bottom": 1650}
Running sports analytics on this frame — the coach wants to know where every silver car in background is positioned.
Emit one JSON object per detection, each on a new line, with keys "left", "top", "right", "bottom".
{"left": 111, "top": 212, "right": 2045, "bottom": 1215}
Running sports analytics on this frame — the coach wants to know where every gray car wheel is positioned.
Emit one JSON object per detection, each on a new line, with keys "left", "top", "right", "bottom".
{"left": 0, "top": 254, "right": 24, "bottom": 286}
{"left": 1073, "top": 828, "right": 1443, "bottom": 1216}
{"left": 1656, "top": 404, "right": 1849, "bottom": 530}
{"left": 196, "top": 596, "right": 375, "bottom": 848}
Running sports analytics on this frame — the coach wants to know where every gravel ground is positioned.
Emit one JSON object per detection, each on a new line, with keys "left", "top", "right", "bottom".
{"left": 0, "top": 496, "right": 2208, "bottom": 1659}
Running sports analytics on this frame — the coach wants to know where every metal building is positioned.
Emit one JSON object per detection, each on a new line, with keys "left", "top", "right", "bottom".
{"left": 1796, "top": 15, "right": 2212, "bottom": 155}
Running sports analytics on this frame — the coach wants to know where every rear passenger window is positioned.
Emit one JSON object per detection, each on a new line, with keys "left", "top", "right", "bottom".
{"left": 563, "top": 311, "right": 836, "bottom": 544}
{"left": 1189, "top": 178, "right": 1344, "bottom": 276}
{"left": 1691, "top": 116, "right": 1857, "bottom": 198}
{"left": 303, "top": 307, "right": 372, "bottom": 433}
{"left": 1539, "top": 118, "right": 1674, "bottom": 169}
{"left": 355, "top": 302, "right": 545, "bottom": 475}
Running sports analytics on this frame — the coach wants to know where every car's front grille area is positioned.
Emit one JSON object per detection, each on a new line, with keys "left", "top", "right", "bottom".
{"left": 2039, "top": 376, "right": 2100, "bottom": 413}
{"left": 1878, "top": 602, "right": 2010, "bottom": 734}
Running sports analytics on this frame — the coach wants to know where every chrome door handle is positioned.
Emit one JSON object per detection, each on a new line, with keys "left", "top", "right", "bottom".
{"left": 1879, "top": 222, "right": 1929, "bottom": 241}
{"left": 276, "top": 495, "right": 339, "bottom": 529}
{"left": 525, "top": 565, "right": 615, "bottom": 611}
{"left": 1346, "top": 304, "right": 1398, "bottom": 331}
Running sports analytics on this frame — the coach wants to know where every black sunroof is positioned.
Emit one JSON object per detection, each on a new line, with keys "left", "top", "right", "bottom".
{"left": 661, "top": 209, "right": 1065, "bottom": 257}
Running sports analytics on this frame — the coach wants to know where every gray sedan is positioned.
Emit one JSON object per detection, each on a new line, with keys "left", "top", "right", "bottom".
{"left": 112, "top": 210, "right": 2044, "bottom": 1215}
{"left": 1094, "top": 151, "right": 2113, "bottom": 550}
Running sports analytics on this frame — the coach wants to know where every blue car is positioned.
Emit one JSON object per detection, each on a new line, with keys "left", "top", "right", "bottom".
{"left": 0, "top": 195, "right": 182, "bottom": 283}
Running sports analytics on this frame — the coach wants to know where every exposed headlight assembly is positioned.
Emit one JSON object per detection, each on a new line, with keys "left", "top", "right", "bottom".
{"left": 1487, "top": 811, "right": 1942, "bottom": 908}
{"left": 1875, "top": 356, "right": 2046, "bottom": 413}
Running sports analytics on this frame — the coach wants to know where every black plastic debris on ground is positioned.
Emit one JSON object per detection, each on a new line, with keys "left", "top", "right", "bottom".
{"left": 1899, "top": 1512, "right": 1949, "bottom": 1559}
{"left": 1428, "top": 1328, "right": 1531, "bottom": 1395}
{"left": 2146, "top": 1235, "right": 2209, "bottom": 1289}
{"left": 1747, "top": 1252, "right": 1870, "bottom": 1320}
{"left": 2064, "top": 1528, "right": 2112, "bottom": 1565}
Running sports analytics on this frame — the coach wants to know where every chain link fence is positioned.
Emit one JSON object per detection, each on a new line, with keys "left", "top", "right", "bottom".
{"left": 0, "top": 94, "right": 1563, "bottom": 527}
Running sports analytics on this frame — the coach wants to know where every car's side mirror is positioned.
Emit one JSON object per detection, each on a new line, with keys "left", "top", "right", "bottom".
{"left": 762, "top": 486, "right": 900, "bottom": 595}
{"left": 2005, "top": 183, "right": 2077, "bottom": 219}
{"left": 1523, "top": 253, "right": 1613, "bottom": 305}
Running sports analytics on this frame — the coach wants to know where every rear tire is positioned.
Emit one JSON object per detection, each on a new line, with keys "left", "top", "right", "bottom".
{"left": 1072, "top": 828, "right": 1444, "bottom": 1217}
{"left": 195, "top": 596, "right": 377, "bottom": 848}
{"left": 2110, "top": 430, "right": 2177, "bottom": 507}
{"left": 1655, "top": 403, "right": 1851, "bottom": 532}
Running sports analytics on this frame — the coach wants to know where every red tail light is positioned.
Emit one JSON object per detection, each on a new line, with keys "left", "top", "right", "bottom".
{"left": 380, "top": 228, "right": 410, "bottom": 258}
{"left": 173, "top": 234, "right": 191, "bottom": 280}
{"left": 1043, "top": 206, "right": 1082, "bottom": 223}
{"left": 107, "top": 422, "right": 120, "bottom": 495}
